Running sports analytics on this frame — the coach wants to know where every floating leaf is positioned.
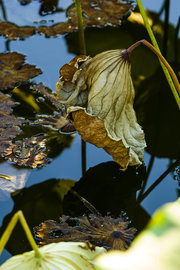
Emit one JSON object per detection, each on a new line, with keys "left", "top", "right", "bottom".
{"left": 0, "top": 20, "right": 35, "bottom": 40}
{"left": 32, "top": 83, "right": 63, "bottom": 111}
{"left": 67, "top": 0, "right": 134, "bottom": 27}
{"left": 0, "top": 83, "right": 74, "bottom": 168}
{"left": 0, "top": 52, "right": 42, "bottom": 90}
{"left": 56, "top": 51, "right": 146, "bottom": 170}
{"left": 1, "top": 135, "right": 47, "bottom": 168}
{"left": 0, "top": 92, "right": 15, "bottom": 113}
{"left": 37, "top": 0, "right": 134, "bottom": 37}
{"left": 35, "top": 213, "right": 136, "bottom": 251}
{"left": 95, "top": 199, "right": 180, "bottom": 270}
{"left": 1, "top": 241, "right": 106, "bottom": 270}
{"left": 37, "top": 21, "right": 76, "bottom": 37}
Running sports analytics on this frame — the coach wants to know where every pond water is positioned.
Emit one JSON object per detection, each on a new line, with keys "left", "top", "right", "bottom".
{"left": 0, "top": 0, "right": 180, "bottom": 265}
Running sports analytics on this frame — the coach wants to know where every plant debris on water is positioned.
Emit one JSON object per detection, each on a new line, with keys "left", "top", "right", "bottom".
{"left": 0, "top": 52, "right": 42, "bottom": 90}
{"left": 35, "top": 213, "right": 136, "bottom": 250}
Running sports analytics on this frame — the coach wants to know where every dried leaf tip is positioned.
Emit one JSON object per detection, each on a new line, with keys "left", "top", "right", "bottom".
{"left": 56, "top": 49, "right": 146, "bottom": 170}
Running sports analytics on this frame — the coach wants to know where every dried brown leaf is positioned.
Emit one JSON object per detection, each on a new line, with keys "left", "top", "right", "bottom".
{"left": 0, "top": 52, "right": 42, "bottom": 90}
{"left": 2, "top": 136, "right": 48, "bottom": 168}
{"left": 32, "top": 83, "right": 62, "bottom": 111}
{"left": 68, "top": 0, "right": 133, "bottom": 27}
{"left": 33, "top": 113, "right": 69, "bottom": 130}
{"left": 0, "top": 20, "right": 35, "bottom": 40}
{"left": 37, "top": 0, "right": 133, "bottom": 37}
{"left": 56, "top": 51, "right": 146, "bottom": 170}
{"left": 37, "top": 21, "right": 75, "bottom": 37}
{"left": 35, "top": 214, "right": 136, "bottom": 250}
{"left": 72, "top": 110, "right": 129, "bottom": 169}
{"left": 0, "top": 92, "right": 15, "bottom": 113}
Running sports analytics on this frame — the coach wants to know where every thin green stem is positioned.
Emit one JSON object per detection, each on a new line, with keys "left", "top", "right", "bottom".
{"left": 0, "top": 211, "right": 42, "bottom": 258}
{"left": 18, "top": 211, "right": 42, "bottom": 258}
{"left": 74, "top": 0, "right": 86, "bottom": 55}
{"left": 0, "top": 212, "right": 19, "bottom": 255}
{"left": 136, "top": 0, "right": 180, "bottom": 109}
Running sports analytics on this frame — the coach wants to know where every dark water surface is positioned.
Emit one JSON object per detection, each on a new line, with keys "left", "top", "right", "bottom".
{"left": 0, "top": 0, "right": 180, "bottom": 264}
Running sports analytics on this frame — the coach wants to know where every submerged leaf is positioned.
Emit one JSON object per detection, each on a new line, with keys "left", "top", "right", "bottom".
{"left": 0, "top": 52, "right": 42, "bottom": 90}
{"left": 1, "top": 241, "right": 106, "bottom": 270}
{"left": 56, "top": 51, "right": 146, "bottom": 170}
{"left": 35, "top": 213, "right": 136, "bottom": 251}
{"left": 95, "top": 199, "right": 180, "bottom": 270}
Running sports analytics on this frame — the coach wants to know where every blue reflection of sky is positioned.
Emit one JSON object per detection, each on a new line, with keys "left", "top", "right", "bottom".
{"left": 143, "top": 0, "right": 180, "bottom": 26}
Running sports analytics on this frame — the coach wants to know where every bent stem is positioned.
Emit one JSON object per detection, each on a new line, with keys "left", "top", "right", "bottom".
{"left": 136, "top": 0, "right": 180, "bottom": 109}
{"left": 127, "top": 39, "right": 180, "bottom": 96}
{"left": 0, "top": 210, "right": 42, "bottom": 258}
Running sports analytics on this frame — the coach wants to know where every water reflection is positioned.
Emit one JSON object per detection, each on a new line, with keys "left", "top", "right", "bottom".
{"left": 0, "top": 161, "right": 149, "bottom": 257}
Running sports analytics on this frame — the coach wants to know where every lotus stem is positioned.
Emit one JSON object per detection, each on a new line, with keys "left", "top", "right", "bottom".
{"left": 136, "top": 0, "right": 180, "bottom": 109}
{"left": 74, "top": 0, "right": 86, "bottom": 55}
{"left": 75, "top": 0, "right": 87, "bottom": 176}
{"left": 0, "top": 211, "right": 42, "bottom": 258}
{"left": 127, "top": 39, "right": 180, "bottom": 97}
{"left": 0, "top": 212, "right": 19, "bottom": 255}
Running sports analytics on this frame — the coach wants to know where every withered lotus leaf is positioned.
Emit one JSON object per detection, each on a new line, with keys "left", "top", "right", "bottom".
{"left": 0, "top": 20, "right": 35, "bottom": 40}
{"left": 56, "top": 50, "right": 146, "bottom": 170}
{"left": 1, "top": 136, "right": 48, "bottom": 169}
{"left": 37, "top": 0, "right": 133, "bottom": 38}
{"left": 35, "top": 214, "right": 136, "bottom": 250}
{"left": 67, "top": 0, "right": 133, "bottom": 28}
{"left": 0, "top": 52, "right": 42, "bottom": 90}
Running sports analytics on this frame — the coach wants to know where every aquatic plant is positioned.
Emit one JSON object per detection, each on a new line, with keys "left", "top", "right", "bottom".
{"left": 95, "top": 199, "right": 180, "bottom": 270}
{"left": 0, "top": 211, "right": 106, "bottom": 269}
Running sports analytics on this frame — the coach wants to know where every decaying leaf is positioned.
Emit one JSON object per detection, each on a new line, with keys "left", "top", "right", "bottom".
{"left": 0, "top": 91, "right": 27, "bottom": 157}
{"left": 31, "top": 83, "right": 73, "bottom": 131}
{"left": 0, "top": 20, "right": 35, "bottom": 40}
{"left": 95, "top": 199, "right": 180, "bottom": 270}
{"left": 1, "top": 241, "right": 106, "bottom": 270}
{"left": 0, "top": 52, "right": 42, "bottom": 90}
{"left": 37, "top": 0, "right": 134, "bottom": 37}
{"left": 68, "top": 0, "right": 134, "bottom": 27}
{"left": 35, "top": 213, "right": 136, "bottom": 250}
{"left": 56, "top": 50, "right": 146, "bottom": 170}
{"left": 0, "top": 83, "right": 74, "bottom": 168}
{"left": 1, "top": 136, "right": 48, "bottom": 169}
{"left": 32, "top": 83, "right": 63, "bottom": 111}
{"left": 37, "top": 21, "right": 76, "bottom": 37}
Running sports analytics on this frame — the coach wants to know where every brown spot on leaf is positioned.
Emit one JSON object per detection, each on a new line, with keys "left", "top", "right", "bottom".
{"left": 35, "top": 213, "right": 136, "bottom": 250}
{"left": 0, "top": 52, "right": 42, "bottom": 90}
{"left": 0, "top": 20, "right": 35, "bottom": 40}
